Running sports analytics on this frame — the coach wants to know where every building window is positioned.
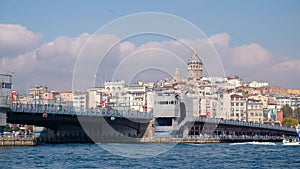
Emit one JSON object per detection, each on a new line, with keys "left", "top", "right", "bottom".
{"left": 236, "top": 103, "right": 239, "bottom": 106}
{"left": 1, "top": 83, "right": 12, "bottom": 89}
{"left": 231, "top": 113, "right": 234, "bottom": 117}
{"left": 250, "top": 113, "right": 254, "bottom": 116}
{"left": 241, "top": 103, "right": 243, "bottom": 106}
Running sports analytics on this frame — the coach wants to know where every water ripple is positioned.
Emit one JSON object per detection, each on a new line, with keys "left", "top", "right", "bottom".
{"left": 1, "top": 143, "right": 300, "bottom": 169}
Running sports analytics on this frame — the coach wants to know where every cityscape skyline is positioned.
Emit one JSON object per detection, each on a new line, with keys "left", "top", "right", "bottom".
{"left": 2, "top": 1, "right": 300, "bottom": 166}
{"left": 0, "top": 1, "right": 299, "bottom": 93}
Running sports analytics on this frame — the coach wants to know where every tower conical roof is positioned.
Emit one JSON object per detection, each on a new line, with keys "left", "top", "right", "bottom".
{"left": 192, "top": 51, "right": 200, "bottom": 61}
{"left": 188, "top": 51, "right": 202, "bottom": 64}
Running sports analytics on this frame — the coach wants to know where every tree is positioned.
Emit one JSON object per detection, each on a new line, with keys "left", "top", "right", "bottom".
{"left": 294, "top": 107, "right": 300, "bottom": 121}
{"left": 3, "top": 124, "right": 20, "bottom": 132}
{"left": 4, "top": 124, "right": 12, "bottom": 132}
{"left": 12, "top": 126, "right": 20, "bottom": 131}
{"left": 26, "top": 125, "right": 34, "bottom": 132}
{"left": 281, "top": 104, "right": 293, "bottom": 118}
{"left": 282, "top": 117, "right": 298, "bottom": 128}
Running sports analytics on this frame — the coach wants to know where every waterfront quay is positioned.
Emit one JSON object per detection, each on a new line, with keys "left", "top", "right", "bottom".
{"left": 34, "top": 135, "right": 286, "bottom": 144}
{"left": 0, "top": 135, "right": 286, "bottom": 146}
{"left": 0, "top": 135, "right": 35, "bottom": 146}
{"left": 140, "top": 135, "right": 284, "bottom": 144}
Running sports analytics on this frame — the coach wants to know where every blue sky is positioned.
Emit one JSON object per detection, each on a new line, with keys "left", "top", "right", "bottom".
{"left": 1, "top": 0, "right": 299, "bottom": 57}
{"left": 0, "top": 0, "right": 300, "bottom": 91}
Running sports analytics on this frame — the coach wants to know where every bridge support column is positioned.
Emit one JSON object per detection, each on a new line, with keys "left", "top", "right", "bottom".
{"left": 0, "top": 112, "right": 6, "bottom": 133}
{"left": 0, "top": 73, "right": 13, "bottom": 134}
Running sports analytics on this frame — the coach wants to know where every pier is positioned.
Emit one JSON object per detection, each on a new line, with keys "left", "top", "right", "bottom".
{"left": 140, "top": 135, "right": 284, "bottom": 144}
{"left": 0, "top": 135, "right": 35, "bottom": 146}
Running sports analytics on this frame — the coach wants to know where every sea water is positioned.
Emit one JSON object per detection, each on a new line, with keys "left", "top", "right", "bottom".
{"left": 0, "top": 143, "right": 299, "bottom": 169}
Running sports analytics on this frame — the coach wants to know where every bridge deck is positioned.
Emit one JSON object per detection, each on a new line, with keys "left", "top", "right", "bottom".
{"left": 192, "top": 117, "right": 296, "bottom": 133}
{"left": 8, "top": 104, "right": 297, "bottom": 134}
{"left": 10, "top": 104, "right": 153, "bottom": 119}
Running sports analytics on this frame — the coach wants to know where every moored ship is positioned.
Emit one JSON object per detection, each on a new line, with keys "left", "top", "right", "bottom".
{"left": 282, "top": 124, "right": 300, "bottom": 145}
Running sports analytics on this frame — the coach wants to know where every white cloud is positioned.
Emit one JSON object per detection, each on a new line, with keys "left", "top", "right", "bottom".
{"left": 119, "top": 41, "right": 136, "bottom": 54}
{"left": 228, "top": 43, "right": 271, "bottom": 68}
{"left": 209, "top": 33, "right": 231, "bottom": 46}
{"left": 273, "top": 60, "right": 300, "bottom": 71}
{"left": 3, "top": 32, "right": 92, "bottom": 92}
{"left": 2, "top": 25, "right": 299, "bottom": 91}
{"left": 0, "top": 24, "right": 42, "bottom": 57}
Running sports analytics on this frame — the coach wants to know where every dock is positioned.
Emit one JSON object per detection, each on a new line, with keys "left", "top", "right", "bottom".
{"left": 140, "top": 136, "right": 284, "bottom": 144}
{"left": 141, "top": 137, "right": 220, "bottom": 144}
{"left": 0, "top": 136, "right": 36, "bottom": 146}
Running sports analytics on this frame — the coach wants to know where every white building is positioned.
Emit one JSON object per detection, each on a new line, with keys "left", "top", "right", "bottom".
{"left": 104, "top": 81, "right": 126, "bottom": 94}
{"left": 103, "top": 81, "right": 129, "bottom": 110}
{"left": 73, "top": 91, "right": 87, "bottom": 111}
{"left": 127, "top": 85, "right": 147, "bottom": 112}
{"left": 226, "top": 94, "right": 246, "bottom": 121}
{"left": 248, "top": 81, "right": 269, "bottom": 88}
{"left": 291, "top": 97, "right": 300, "bottom": 110}
{"left": 217, "top": 93, "right": 231, "bottom": 120}
{"left": 202, "top": 77, "right": 227, "bottom": 84}
{"left": 246, "top": 99, "right": 264, "bottom": 123}
{"left": 227, "top": 77, "right": 242, "bottom": 88}
{"left": 86, "top": 81, "right": 148, "bottom": 112}
{"left": 86, "top": 87, "right": 104, "bottom": 108}
{"left": 275, "top": 96, "right": 300, "bottom": 110}
{"left": 201, "top": 76, "right": 242, "bottom": 90}
{"left": 201, "top": 96, "right": 221, "bottom": 118}
{"left": 275, "top": 96, "right": 292, "bottom": 110}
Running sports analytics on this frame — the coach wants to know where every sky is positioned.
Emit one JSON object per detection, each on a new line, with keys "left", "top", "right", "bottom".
{"left": 0, "top": 0, "right": 299, "bottom": 92}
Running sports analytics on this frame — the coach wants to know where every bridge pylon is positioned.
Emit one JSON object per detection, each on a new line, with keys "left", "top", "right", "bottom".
{"left": 0, "top": 73, "right": 13, "bottom": 133}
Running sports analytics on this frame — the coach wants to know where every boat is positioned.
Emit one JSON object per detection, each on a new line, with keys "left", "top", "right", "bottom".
{"left": 282, "top": 138, "right": 300, "bottom": 146}
{"left": 282, "top": 124, "right": 300, "bottom": 146}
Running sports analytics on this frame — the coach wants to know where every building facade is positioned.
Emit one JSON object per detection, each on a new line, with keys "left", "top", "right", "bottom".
{"left": 247, "top": 99, "right": 264, "bottom": 123}
{"left": 229, "top": 94, "right": 246, "bottom": 121}
{"left": 73, "top": 91, "right": 87, "bottom": 110}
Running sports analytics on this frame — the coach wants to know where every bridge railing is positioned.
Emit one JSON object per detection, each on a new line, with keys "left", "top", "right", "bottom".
{"left": 9, "top": 104, "right": 297, "bottom": 132}
{"left": 186, "top": 134, "right": 284, "bottom": 140}
{"left": 10, "top": 103, "right": 153, "bottom": 119}
{"left": 193, "top": 117, "right": 296, "bottom": 132}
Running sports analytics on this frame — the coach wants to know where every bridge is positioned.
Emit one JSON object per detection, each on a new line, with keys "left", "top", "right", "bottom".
{"left": 0, "top": 103, "right": 297, "bottom": 143}
{"left": 4, "top": 103, "right": 153, "bottom": 143}
{"left": 187, "top": 117, "right": 297, "bottom": 138}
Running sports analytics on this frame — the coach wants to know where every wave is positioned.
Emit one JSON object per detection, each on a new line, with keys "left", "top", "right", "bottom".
{"left": 230, "top": 142, "right": 276, "bottom": 146}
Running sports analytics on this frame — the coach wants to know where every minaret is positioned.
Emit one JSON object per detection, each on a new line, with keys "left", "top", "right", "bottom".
{"left": 187, "top": 51, "right": 203, "bottom": 81}
{"left": 173, "top": 68, "right": 181, "bottom": 82}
